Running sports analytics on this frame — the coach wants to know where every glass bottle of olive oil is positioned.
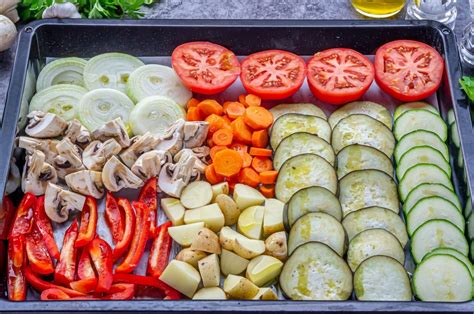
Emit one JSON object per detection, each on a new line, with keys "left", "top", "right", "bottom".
{"left": 351, "top": 0, "right": 407, "bottom": 18}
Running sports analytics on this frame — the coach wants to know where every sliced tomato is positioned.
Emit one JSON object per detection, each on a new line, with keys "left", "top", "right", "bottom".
{"left": 374, "top": 40, "right": 444, "bottom": 102}
{"left": 240, "top": 50, "right": 306, "bottom": 100}
{"left": 171, "top": 41, "right": 240, "bottom": 95}
{"left": 307, "top": 48, "right": 374, "bottom": 105}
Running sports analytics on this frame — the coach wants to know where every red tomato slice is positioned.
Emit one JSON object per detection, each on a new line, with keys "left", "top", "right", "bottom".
{"left": 240, "top": 50, "right": 306, "bottom": 100}
{"left": 171, "top": 41, "right": 240, "bottom": 95}
{"left": 307, "top": 48, "right": 374, "bottom": 105}
{"left": 374, "top": 40, "right": 444, "bottom": 102}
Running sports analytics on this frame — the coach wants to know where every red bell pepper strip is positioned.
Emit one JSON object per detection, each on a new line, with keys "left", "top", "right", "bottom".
{"left": 101, "top": 283, "right": 135, "bottom": 300}
{"left": 33, "top": 196, "right": 60, "bottom": 260}
{"left": 7, "top": 236, "right": 26, "bottom": 301}
{"left": 105, "top": 191, "right": 124, "bottom": 244}
{"left": 112, "top": 198, "right": 135, "bottom": 260}
{"left": 75, "top": 196, "right": 97, "bottom": 247}
{"left": 88, "top": 237, "right": 113, "bottom": 292}
{"left": 147, "top": 221, "right": 172, "bottom": 278}
{"left": 54, "top": 220, "right": 78, "bottom": 285}
{"left": 0, "top": 196, "right": 15, "bottom": 240}
{"left": 138, "top": 177, "right": 158, "bottom": 238}
{"left": 77, "top": 247, "right": 96, "bottom": 280}
{"left": 25, "top": 267, "right": 86, "bottom": 297}
{"left": 115, "top": 201, "right": 150, "bottom": 273}
{"left": 112, "top": 273, "right": 182, "bottom": 300}
{"left": 8, "top": 193, "right": 36, "bottom": 239}
{"left": 25, "top": 227, "right": 54, "bottom": 275}
{"left": 69, "top": 278, "right": 98, "bottom": 294}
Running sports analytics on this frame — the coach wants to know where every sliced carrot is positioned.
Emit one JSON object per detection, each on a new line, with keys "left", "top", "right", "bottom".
{"left": 186, "top": 98, "right": 200, "bottom": 109}
{"left": 231, "top": 117, "right": 253, "bottom": 145}
{"left": 222, "top": 115, "right": 232, "bottom": 125}
{"left": 243, "top": 106, "right": 273, "bottom": 130}
{"left": 210, "top": 145, "right": 228, "bottom": 160}
{"left": 186, "top": 107, "right": 202, "bottom": 121}
{"left": 238, "top": 168, "right": 260, "bottom": 188}
{"left": 259, "top": 170, "right": 278, "bottom": 185}
{"left": 225, "top": 102, "right": 246, "bottom": 120}
{"left": 242, "top": 152, "right": 252, "bottom": 168}
{"left": 251, "top": 157, "right": 273, "bottom": 173}
{"left": 205, "top": 164, "right": 224, "bottom": 184}
{"left": 212, "top": 128, "right": 233, "bottom": 146}
{"left": 214, "top": 149, "right": 243, "bottom": 177}
{"left": 205, "top": 114, "right": 228, "bottom": 134}
{"left": 207, "top": 138, "right": 214, "bottom": 147}
{"left": 197, "top": 99, "right": 224, "bottom": 118}
{"left": 229, "top": 143, "right": 248, "bottom": 153}
{"left": 249, "top": 147, "right": 272, "bottom": 157}
{"left": 245, "top": 94, "right": 261, "bottom": 107}
{"left": 239, "top": 94, "right": 248, "bottom": 107}
{"left": 252, "top": 130, "right": 269, "bottom": 148}
{"left": 259, "top": 184, "right": 275, "bottom": 198}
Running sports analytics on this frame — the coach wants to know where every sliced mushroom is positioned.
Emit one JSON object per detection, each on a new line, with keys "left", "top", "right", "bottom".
{"left": 64, "top": 119, "right": 91, "bottom": 147}
{"left": 120, "top": 132, "right": 160, "bottom": 168}
{"left": 155, "top": 119, "right": 185, "bottom": 156}
{"left": 53, "top": 138, "right": 85, "bottom": 179}
{"left": 173, "top": 148, "right": 207, "bottom": 173}
{"left": 6, "top": 160, "right": 20, "bottom": 195}
{"left": 25, "top": 111, "right": 68, "bottom": 138}
{"left": 102, "top": 156, "right": 143, "bottom": 192}
{"left": 131, "top": 150, "right": 171, "bottom": 180}
{"left": 158, "top": 149, "right": 198, "bottom": 198}
{"left": 82, "top": 139, "right": 122, "bottom": 171}
{"left": 65, "top": 170, "right": 104, "bottom": 199}
{"left": 183, "top": 121, "right": 209, "bottom": 148}
{"left": 21, "top": 150, "right": 58, "bottom": 195}
{"left": 92, "top": 118, "right": 130, "bottom": 148}
{"left": 44, "top": 182, "right": 86, "bottom": 223}
{"left": 18, "top": 137, "right": 59, "bottom": 163}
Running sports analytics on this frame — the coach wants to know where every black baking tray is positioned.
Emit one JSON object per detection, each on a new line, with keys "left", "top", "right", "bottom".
{"left": 1, "top": 19, "right": 473, "bottom": 312}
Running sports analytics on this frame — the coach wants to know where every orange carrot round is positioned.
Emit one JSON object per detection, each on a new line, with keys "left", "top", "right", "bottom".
{"left": 242, "top": 152, "right": 252, "bottom": 168}
{"left": 231, "top": 117, "right": 253, "bottom": 145}
{"left": 259, "top": 184, "right": 275, "bottom": 198}
{"left": 259, "top": 170, "right": 278, "bottom": 185}
{"left": 252, "top": 130, "right": 269, "bottom": 148}
{"left": 252, "top": 157, "right": 273, "bottom": 173}
{"left": 243, "top": 106, "right": 273, "bottom": 130}
{"left": 186, "top": 98, "right": 200, "bottom": 109}
{"left": 214, "top": 149, "right": 243, "bottom": 177}
{"left": 249, "top": 147, "right": 272, "bottom": 157}
{"left": 238, "top": 168, "right": 260, "bottom": 188}
{"left": 225, "top": 102, "right": 246, "bottom": 120}
{"left": 230, "top": 143, "right": 248, "bottom": 153}
{"left": 212, "top": 128, "right": 233, "bottom": 146}
{"left": 197, "top": 99, "right": 224, "bottom": 118}
{"left": 205, "top": 165, "right": 224, "bottom": 184}
{"left": 186, "top": 107, "right": 202, "bottom": 121}
{"left": 239, "top": 94, "right": 248, "bottom": 107}
{"left": 245, "top": 94, "right": 261, "bottom": 107}
{"left": 205, "top": 114, "right": 229, "bottom": 134}
{"left": 210, "top": 145, "right": 228, "bottom": 160}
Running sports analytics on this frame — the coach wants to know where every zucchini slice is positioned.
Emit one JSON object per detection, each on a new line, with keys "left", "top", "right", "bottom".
{"left": 354, "top": 256, "right": 412, "bottom": 301}
{"left": 398, "top": 164, "right": 454, "bottom": 202}
{"left": 279, "top": 242, "right": 352, "bottom": 300}
{"left": 328, "top": 101, "right": 392, "bottom": 130}
{"left": 457, "top": 148, "right": 464, "bottom": 169}
{"left": 270, "top": 114, "right": 331, "bottom": 149}
{"left": 394, "top": 130, "right": 449, "bottom": 164}
{"left": 336, "top": 144, "right": 394, "bottom": 179}
{"left": 406, "top": 196, "right": 465, "bottom": 236}
{"left": 451, "top": 122, "right": 460, "bottom": 149}
{"left": 413, "top": 254, "right": 472, "bottom": 301}
{"left": 464, "top": 197, "right": 472, "bottom": 219}
{"left": 275, "top": 154, "right": 337, "bottom": 203}
{"left": 269, "top": 103, "right": 327, "bottom": 122}
{"left": 424, "top": 248, "right": 474, "bottom": 278}
{"left": 468, "top": 213, "right": 474, "bottom": 241}
{"left": 393, "top": 109, "right": 447, "bottom": 141}
{"left": 273, "top": 132, "right": 335, "bottom": 171}
{"left": 287, "top": 186, "right": 342, "bottom": 226}
{"left": 288, "top": 213, "right": 346, "bottom": 256}
{"left": 342, "top": 206, "right": 408, "bottom": 247}
{"left": 393, "top": 101, "right": 439, "bottom": 121}
{"left": 339, "top": 170, "right": 399, "bottom": 217}
{"left": 403, "top": 183, "right": 461, "bottom": 214}
{"left": 331, "top": 114, "right": 395, "bottom": 157}
{"left": 347, "top": 228, "right": 405, "bottom": 272}
{"left": 448, "top": 109, "right": 455, "bottom": 126}
{"left": 411, "top": 219, "right": 468, "bottom": 264}
{"left": 397, "top": 146, "right": 451, "bottom": 180}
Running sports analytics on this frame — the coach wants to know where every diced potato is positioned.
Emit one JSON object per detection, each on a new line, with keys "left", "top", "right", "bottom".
{"left": 215, "top": 194, "right": 240, "bottom": 226}
{"left": 159, "top": 260, "right": 201, "bottom": 298}
{"left": 184, "top": 203, "right": 225, "bottom": 232}
{"left": 263, "top": 198, "right": 285, "bottom": 237}
{"left": 161, "top": 198, "right": 185, "bottom": 226}
{"left": 190, "top": 228, "right": 221, "bottom": 254}
{"left": 211, "top": 182, "right": 229, "bottom": 201}
{"left": 233, "top": 184, "right": 265, "bottom": 210}
{"left": 168, "top": 222, "right": 205, "bottom": 246}
{"left": 176, "top": 248, "right": 207, "bottom": 268}
{"left": 193, "top": 287, "right": 227, "bottom": 300}
{"left": 246, "top": 255, "right": 283, "bottom": 286}
{"left": 223, "top": 274, "right": 259, "bottom": 299}
{"left": 264, "top": 231, "right": 288, "bottom": 261}
{"left": 180, "top": 181, "right": 213, "bottom": 209}
{"left": 253, "top": 287, "right": 279, "bottom": 300}
{"left": 220, "top": 249, "right": 249, "bottom": 276}
{"left": 237, "top": 205, "right": 264, "bottom": 239}
{"left": 219, "top": 226, "right": 247, "bottom": 251}
{"left": 198, "top": 254, "right": 220, "bottom": 287}
{"left": 233, "top": 237, "right": 265, "bottom": 259}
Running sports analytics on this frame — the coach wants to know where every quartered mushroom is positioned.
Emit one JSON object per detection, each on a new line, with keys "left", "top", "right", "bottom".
{"left": 18, "top": 137, "right": 59, "bottom": 164}
{"left": 21, "top": 150, "right": 58, "bottom": 195}
{"left": 155, "top": 119, "right": 185, "bottom": 156}
{"left": 65, "top": 170, "right": 104, "bottom": 199}
{"left": 44, "top": 182, "right": 86, "bottom": 223}
{"left": 25, "top": 111, "right": 68, "bottom": 138}
{"left": 82, "top": 139, "right": 122, "bottom": 171}
{"left": 102, "top": 156, "right": 143, "bottom": 192}
{"left": 158, "top": 150, "right": 201, "bottom": 198}
{"left": 120, "top": 132, "right": 159, "bottom": 168}
{"left": 183, "top": 121, "right": 209, "bottom": 148}
{"left": 92, "top": 118, "right": 131, "bottom": 148}
{"left": 53, "top": 138, "right": 85, "bottom": 179}
{"left": 191, "top": 146, "right": 210, "bottom": 163}
{"left": 64, "top": 119, "right": 92, "bottom": 147}
{"left": 6, "top": 159, "right": 20, "bottom": 195}
{"left": 131, "top": 150, "right": 171, "bottom": 180}
{"left": 174, "top": 148, "right": 207, "bottom": 172}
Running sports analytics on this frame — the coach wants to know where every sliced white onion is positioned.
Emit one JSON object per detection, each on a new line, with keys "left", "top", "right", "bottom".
{"left": 36, "top": 57, "right": 87, "bottom": 91}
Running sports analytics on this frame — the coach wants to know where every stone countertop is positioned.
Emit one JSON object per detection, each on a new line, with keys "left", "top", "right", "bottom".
{"left": 0, "top": 0, "right": 470, "bottom": 119}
